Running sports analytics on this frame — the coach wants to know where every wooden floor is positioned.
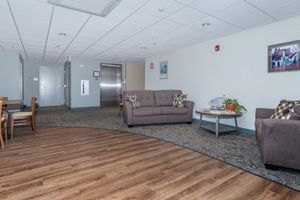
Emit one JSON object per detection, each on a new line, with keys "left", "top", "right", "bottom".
{"left": 0, "top": 127, "right": 299, "bottom": 200}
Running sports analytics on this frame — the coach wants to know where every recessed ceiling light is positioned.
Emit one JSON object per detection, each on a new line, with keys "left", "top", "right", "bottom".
{"left": 202, "top": 23, "right": 211, "bottom": 27}
{"left": 153, "top": 43, "right": 156, "bottom": 46}
{"left": 158, "top": 8, "right": 165, "bottom": 12}
{"left": 140, "top": 46, "right": 147, "bottom": 50}
{"left": 55, "top": 44, "right": 61, "bottom": 48}
{"left": 59, "top": 32, "right": 67, "bottom": 36}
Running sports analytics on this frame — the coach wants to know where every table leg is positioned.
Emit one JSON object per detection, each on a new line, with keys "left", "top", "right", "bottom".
{"left": 216, "top": 116, "right": 219, "bottom": 137}
{"left": 199, "top": 114, "right": 203, "bottom": 129}
{"left": 234, "top": 117, "right": 238, "bottom": 132}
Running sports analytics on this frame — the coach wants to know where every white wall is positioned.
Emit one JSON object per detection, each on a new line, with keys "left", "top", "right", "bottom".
{"left": 146, "top": 16, "right": 300, "bottom": 130}
{"left": 0, "top": 51, "right": 22, "bottom": 100}
{"left": 70, "top": 58, "right": 101, "bottom": 108}
{"left": 24, "top": 61, "right": 64, "bottom": 106}
{"left": 125, "top": 62, "right": 145, "bottom": 90}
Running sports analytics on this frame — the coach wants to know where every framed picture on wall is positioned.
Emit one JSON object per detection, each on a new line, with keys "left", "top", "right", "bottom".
{"left": 268, "top": 40, "right": 300, "bottom": 73}
{"left": 159, "top": 61, "right": 168, "bottom": 79}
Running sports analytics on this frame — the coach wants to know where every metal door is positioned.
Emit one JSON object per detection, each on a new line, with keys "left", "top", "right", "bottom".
{"left": 39, "top": 66, "right": 63, "bottom": 107}
{"left": 100, "top": 64, "right": 122, "bottom": 107}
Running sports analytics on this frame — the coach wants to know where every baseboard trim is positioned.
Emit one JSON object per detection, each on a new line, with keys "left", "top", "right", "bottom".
{"left": 192, "top": 118, "right": 255, "bottom": 135}
{"left": 70, "top": 106, "right": 100, "bottom": 111}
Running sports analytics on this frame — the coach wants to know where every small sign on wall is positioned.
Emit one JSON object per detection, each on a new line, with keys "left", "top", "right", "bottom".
{"left": 81, "top": 80, "right": 89, "bottom": 96}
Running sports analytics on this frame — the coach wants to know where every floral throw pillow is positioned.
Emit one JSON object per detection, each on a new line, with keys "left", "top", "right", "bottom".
{"left": 290, "top": 105, "right": 300, "bottom": 120}
{"left": 172, "top": 94, "right": 187, "bottom": 108}
{"left": 127, "top": 95, "right": 141, "bottom": 109}
{"left": 271, "top": 100, "right": 300, "bottom": 119}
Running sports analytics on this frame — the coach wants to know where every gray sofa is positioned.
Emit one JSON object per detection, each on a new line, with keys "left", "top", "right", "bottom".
{"left": 255, "top": 108, "right": 300, "bottom": 170}
{"left": 123, "top": 90, "right": 194, "bottom": 127}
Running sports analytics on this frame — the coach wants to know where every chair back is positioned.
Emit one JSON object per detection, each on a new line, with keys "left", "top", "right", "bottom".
{"left": 31, "top": 97, "right": 37, "bottom": 120}
{"left": 0, "top": 101, "right": 2, "bottom": 130}
{"left": 0, "top": 100, "right": 2, "bottom": 119}
{"left": 0, "top": 97, "right": 8, "bottom": 112}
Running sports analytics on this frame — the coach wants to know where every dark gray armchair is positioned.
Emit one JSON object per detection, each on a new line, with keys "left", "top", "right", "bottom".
{"left": 255, "top": 108, "right": 300, "bottom": 170}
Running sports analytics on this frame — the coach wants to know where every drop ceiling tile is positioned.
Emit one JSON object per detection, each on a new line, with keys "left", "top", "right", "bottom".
{"left": 136, "top": 29, "right": 166, "bottom": 40}
{"left": 166, "top": 7, "right": 207, "bottom": 25}
{"left": 6, "top": 0, "right": 52, "bottom": 59}
{"left": 139, "top": 0, "right": 185, "bottom": 17}
{"left": 105, "top": 5, "right": 135, "bottom": 22}
{"left": 9, "top": 0, "right": 52, "bottom": 44}
{"left": 123, "top": 11, "right": 161, "bottom": 28}
{"left": 112, "top": 22, "right": 145, "bottom": 36}
{"left": 101, "top": 31, "right": 131, "bottom": 44}
{"left": 214, "top": 1, "right": 275, "bottom": 29}
{"left": 79, "top": 43, "right": 111, "bottom": 56}
{"left": 0, "top": 0, "right": 21, "bottom": 48}
{"left": 119, "top": 0, "right": 150, "bottom": 10}
{"left": 189, "top": 16, "right": 242, "bottom": 36}
{"left": 167, "top": 26, "right": 195, "bottom": 37}
{"left": 148, "top": 20, "right": 183, "bottom": 34}
{"left": 174, "top": 0, "right": 197, "bottom": 5}
{"left": 245, "top": 0, "right": 293, "bottom": 10}
{"left": 263, "top": 0, "right": 300, "bottom": 20}
{"left": 71, "top": 15, "right": 118, "bottom": 43}
{"left": 190, "top": 0, "right": 242, "bottom": 14}
{"left": 118, "top": 35, "right": 149, "bottom": 48}
{"left": 45, "top": 6, "right": 90, "bottom": 59}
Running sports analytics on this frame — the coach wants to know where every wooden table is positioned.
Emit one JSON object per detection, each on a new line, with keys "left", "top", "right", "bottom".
{"left": 2, "top": 100, "right": 23, "bottom": 112}
{"left": 196, "top": 109, "right": 242, "bottom": 137}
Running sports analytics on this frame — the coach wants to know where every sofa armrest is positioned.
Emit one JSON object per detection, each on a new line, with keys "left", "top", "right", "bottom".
{"left": 260, "top": 118, "right": 300, "bottom": 168}
{"left": 184, "top": 100, "right": 194, "bottom": 121}
{"left": 256, "top": 108, "right": 274, "bottom": 119}
{"left": 124, "top": 101, "right": 133, "bottom": 125}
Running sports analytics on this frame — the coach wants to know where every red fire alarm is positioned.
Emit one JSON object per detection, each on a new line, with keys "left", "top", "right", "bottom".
{"left": 215, "top": 44, "right": 220, "bottom": 52}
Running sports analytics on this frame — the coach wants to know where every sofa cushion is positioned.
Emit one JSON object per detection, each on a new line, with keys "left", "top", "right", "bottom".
{"left": 124, "top": 90, "right": 155, "bottom": 107}
{"left": 161, "top": 106, "right": 188, "bottom": 115}
{"left": 133, "top": 107, "right": 162, "bottom": 116}
{"left": 154, "top": 90, "right": 182, "bottom": 106}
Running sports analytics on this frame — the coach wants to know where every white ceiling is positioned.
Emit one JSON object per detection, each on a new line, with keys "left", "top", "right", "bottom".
{"left": 0, "top": 0, "right": 300, "bottom": 63}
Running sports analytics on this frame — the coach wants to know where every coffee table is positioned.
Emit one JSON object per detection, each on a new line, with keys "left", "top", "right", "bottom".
{"left": 196, "top": 109, "right": 242, "bottom": 137}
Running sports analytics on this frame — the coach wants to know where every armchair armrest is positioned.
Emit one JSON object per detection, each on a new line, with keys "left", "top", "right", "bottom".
{"left": 256, "top": 108, "right": 274, "bottom": 119}
{"left": 123, "top": 101, "right": 133, "bottom": 125}
{"left": 184, "top": 100, "right": 194, "bottom": 121}
{"left": 260, "top": 118, "right": 300, "bottom": 169}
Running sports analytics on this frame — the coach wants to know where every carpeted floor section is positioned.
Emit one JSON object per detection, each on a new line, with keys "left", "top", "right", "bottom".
{"left": 36, "top": 106, "right": 300, "bottom": 191}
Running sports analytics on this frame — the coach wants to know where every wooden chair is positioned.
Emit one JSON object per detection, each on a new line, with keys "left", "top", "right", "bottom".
{"left": 0, "top": 101, "right": 8, "bottom": 148}
{"left": 0, "top": 97, "right": 8, "bottom": 112}
{"left": 10, "top": 97, "right": 37, "bottom": 140}
{"left": 118, "top": 94, "right": 124, "bottom": 116}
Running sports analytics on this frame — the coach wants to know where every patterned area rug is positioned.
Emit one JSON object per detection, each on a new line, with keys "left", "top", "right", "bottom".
{"left": 36, "top": 106, "right": 300, "bottom": 192}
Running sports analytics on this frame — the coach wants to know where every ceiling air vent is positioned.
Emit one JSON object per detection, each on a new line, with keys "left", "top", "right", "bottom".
{"left": 47, "top": 0, "right": 122, "bottom": 17}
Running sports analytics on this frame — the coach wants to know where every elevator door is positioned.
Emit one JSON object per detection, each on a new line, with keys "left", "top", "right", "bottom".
{"left": 100, "top": 64, "right": 122, "bottom": 107}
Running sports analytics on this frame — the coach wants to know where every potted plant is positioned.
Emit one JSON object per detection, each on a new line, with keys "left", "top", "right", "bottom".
{"left": 224, "top": 98, "right": 247, "bottom": 112}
